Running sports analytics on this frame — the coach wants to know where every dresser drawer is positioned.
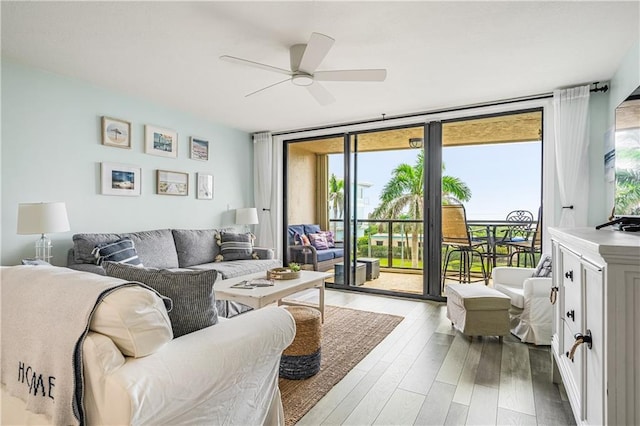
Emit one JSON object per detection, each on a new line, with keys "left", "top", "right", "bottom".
{"left": 560, "top": 247, "right": 582, "bottom": 329}
{"left": 562, "top": 320, "right": 583, "bottom": 417}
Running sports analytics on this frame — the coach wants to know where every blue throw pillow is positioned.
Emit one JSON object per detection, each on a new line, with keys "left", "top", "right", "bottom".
{"left": 93, "top": 238, "right": 143, "bottom": 266}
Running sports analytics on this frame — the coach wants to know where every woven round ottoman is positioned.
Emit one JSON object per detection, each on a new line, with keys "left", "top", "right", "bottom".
{"left": 280, "top": 306, "right": 322, "bottom": 380}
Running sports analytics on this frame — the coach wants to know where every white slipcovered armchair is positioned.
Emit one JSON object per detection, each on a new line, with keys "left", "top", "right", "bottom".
{"left": 492, "top": 266, "right": 553, "bottom": 345}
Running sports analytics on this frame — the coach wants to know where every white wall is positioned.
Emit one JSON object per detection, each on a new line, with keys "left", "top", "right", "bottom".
{"left": 1, "top": 60, "right": 254, "bottom": 266}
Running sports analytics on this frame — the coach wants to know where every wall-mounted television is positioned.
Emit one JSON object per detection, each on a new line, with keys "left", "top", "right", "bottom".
{"left": 614, "top": 86, "right": 640, "bottom": 217}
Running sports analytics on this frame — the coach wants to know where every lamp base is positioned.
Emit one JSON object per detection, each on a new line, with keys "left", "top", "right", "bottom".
{"left": 35, "top": 234, "right": 52, "bottom": 262}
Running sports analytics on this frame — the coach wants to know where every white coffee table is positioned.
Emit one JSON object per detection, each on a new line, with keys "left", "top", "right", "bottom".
{"left": 214, "top": 270, "right": 331, "bottom": 322}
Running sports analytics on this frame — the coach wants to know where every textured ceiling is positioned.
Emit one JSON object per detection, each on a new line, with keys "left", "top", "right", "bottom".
{"left": 2, "top": 1, "right": 638, "bottom": 133}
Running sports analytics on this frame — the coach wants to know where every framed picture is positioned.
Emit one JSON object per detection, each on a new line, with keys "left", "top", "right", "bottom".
{"left": 101, "top": 116, "right": 131, "bottom": 149}
{"left": 157, "top": 170, "right": 189, "bottom": 196}
{"left": 190, "top": 137, "right": 209, "bottom": 161}
{"left": 145, "top": 125, "right": 178, "bottom": 158}
{"left": 101, "top": 162, "right": 141, "bottom": 196}
{"left": 197, "top": 173, "right": 213, "bottom": 200}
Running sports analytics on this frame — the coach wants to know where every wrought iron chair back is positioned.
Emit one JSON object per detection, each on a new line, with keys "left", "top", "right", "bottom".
{"left": 503, "top": 210, "right": 535, "bottom": 241}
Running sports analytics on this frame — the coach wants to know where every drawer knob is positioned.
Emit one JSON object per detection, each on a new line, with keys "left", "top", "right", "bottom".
{"left": 566, "top": 310, "right": 575, "bottom": 321}
{"left": 565, "top": 270, "right": 573, "bottom": 281}
{"left": 550, "top": 287, "right": 559, "bottom": 305}
{"left": 567, "top": 330, "right": 593, "bottom": 361}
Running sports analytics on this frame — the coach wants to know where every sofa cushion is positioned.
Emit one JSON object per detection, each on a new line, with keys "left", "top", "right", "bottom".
{"left": 288, "top": 225, "right": 305, "bottom": 245}
{"left": 73, "top": 232, "right": 121, "bottom": 263}
{"left": 121, "top": 229, "right": 179, "bottom": 269}
{"left": 304, "top": 224, "right": 322, "bottom": 235}
{"left": 493, "top": 283, "right": 525, "bottom": 309}
{"left": 216, "top": 232, "right": 255, "bottom": 261}
{"left": 291, "top": 247, "right": 343, "bottom": 264}
{"left": 72, "top": 229, "right": 179, "bottom": 268}
{"left": 188, "top": 259, "right": 282, "bottom": 279}
{"left": 172, "top": 229, "right": 219, "bottom": 267}
{"left": 93, "top": 238, "right": 143, "bottom": 266}
{"left": 104, "top": 262, "right": 219, "bottom": 338}
{"left": 90, "top": 285, "right": 173, "bottom": 357}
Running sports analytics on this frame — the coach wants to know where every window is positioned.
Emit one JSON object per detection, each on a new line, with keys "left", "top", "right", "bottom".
{"left": 375, "top": 241, "right": 383, "bottom": 246}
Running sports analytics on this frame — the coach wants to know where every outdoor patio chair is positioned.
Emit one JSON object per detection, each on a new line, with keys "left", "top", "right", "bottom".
{"left": 441, "top": 204, "right": 489, "bottom": 286}
{"left": 493, "top": 209, "right": 535, "bottom": 264}
{"left": 504, "top": 218, "right": 542, "bottom": 267}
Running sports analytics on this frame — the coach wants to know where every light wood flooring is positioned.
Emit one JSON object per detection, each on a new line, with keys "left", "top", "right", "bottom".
{"left": 286, "top": 288, "right": 575, "bottom": 426}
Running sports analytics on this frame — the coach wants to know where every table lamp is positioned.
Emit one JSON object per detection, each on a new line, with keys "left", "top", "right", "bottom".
{"left": 17, "top": 202, "right": 70, "bottom": 262}
{"left": 235, "top": 207, "right": 259, "bottom": 234}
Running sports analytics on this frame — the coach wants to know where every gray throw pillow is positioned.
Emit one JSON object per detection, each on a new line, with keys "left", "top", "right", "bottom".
{"left": 216, "top": 232, "right": 257, "bottom": 261}
{"left": 532, "top": 254, "right": 552, "bottom": 278}
{"left": 104, "top": 262, "right": 219, "bottom": 338}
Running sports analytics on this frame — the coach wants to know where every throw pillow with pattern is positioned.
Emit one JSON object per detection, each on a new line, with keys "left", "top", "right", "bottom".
{"left": 215, "top": 232, "right": 257, "bottom": 261}
{"left": 321, "top": 230, "right": 336, "bottom": 248}
{"left": 92, "top": 238, "right": 143, "bottom": 267}
{"left": 532, "top": 254, "right": 552, "bottom": 278}
{"left": 308, "top": 233, "right": 329, "bottom": 250}
{"left": 104, "top": 262, "right": 219, "bottom": 338}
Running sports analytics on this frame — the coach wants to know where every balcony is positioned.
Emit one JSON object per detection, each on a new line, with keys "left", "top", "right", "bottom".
{"left": 327, "top": 218, "right": 538, "bottom": 296}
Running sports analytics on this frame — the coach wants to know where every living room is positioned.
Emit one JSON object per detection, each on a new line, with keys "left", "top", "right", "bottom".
{"left": 2, "top": 2, "right": 640, "bottom": 425}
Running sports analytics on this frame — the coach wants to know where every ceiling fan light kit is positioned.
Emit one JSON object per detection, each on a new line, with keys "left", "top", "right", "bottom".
{"left": 220, "top": 32, "right": 387, "bottom": 105}
{"left": 292, "top": 74, "right": 314, "bottom": 87}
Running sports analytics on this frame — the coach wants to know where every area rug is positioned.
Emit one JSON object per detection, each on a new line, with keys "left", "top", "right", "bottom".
{"left": 279, "top": 305, "right": 404, "bottom": 426}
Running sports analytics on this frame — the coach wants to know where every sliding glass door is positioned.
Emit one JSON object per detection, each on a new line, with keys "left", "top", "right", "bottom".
{"left": 283, "top": 108, "right": 543, "bottom": 301}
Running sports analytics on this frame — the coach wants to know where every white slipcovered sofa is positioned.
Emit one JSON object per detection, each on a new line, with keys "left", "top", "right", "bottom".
{"left": 1, "top": 266, "right": 295, "bottom": 425}
{"left": 492, "top": 265, "right": 553, "bottom": 345}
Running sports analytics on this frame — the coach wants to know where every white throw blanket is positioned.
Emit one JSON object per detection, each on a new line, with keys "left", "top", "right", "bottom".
{"left": 1, "top": 266, "right": 144, "bottom": 425}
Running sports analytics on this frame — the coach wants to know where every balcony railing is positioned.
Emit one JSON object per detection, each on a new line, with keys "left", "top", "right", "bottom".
{"left": 329, "top": 218, "right": 424, "bottom": 270}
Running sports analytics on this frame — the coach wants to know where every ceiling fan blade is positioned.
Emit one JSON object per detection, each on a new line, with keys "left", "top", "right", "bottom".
{"left": 298, "top": 32, "right": 335, "bottom": 74}
{"left": 220, "top": 55, "right": 292, "bottom": 76}
{"left": 245, "top": 78, "right": 291, "bottom": 98}
{"left": 306, "top": 82, "right": 335, "bottom": 106}
{"left": 314, "top": 69, "right": 387, "bottom": 82}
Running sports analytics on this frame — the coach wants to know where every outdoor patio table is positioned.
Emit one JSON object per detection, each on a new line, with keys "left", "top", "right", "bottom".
{"left": 466, "top": 219, "right": 537, "bottom": 269}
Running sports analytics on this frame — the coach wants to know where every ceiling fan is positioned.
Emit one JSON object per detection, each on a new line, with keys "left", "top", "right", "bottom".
{"left": 220, "top": 32, "right": 387, "bottom": 105}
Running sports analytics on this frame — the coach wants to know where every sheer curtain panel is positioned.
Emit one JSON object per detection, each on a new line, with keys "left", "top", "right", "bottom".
{"left": 553, "top": 85, "right": 590, "bottom": 227}
{"left": 253, "top": 132, "right": 275, "bottom": 248}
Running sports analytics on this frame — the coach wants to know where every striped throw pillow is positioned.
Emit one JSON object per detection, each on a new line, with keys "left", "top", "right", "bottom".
{"left": 216, "top": 232, "right": 256, "bottom": 261}
{"left": 93, "top": 238, "right": 143, "bottom": 266}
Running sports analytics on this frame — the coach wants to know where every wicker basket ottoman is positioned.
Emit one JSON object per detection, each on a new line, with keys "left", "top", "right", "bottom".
{"left": 446, "top": 283, "right": 510, "bottom": 341}
{"left": 280, "top": 306, "right": 322, "bottom": 379}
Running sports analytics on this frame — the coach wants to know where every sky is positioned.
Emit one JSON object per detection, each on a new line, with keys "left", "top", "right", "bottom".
{"left": 328, "top": 141, "right": 542, "bottom": 221}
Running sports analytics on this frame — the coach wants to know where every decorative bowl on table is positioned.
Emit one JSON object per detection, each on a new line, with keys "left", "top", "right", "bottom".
{"left": 267, "top": 267, "right": 301, "bottom": 280}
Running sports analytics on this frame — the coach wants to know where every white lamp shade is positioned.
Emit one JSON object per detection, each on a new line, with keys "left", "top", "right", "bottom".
{"left": 235, "top": 207, "right": 259, "bottom": 225}
{"left": 17, "top": 202, "right": 70, "bottom": 235}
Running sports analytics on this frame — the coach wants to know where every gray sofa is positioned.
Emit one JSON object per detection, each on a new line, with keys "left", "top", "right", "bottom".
{"left": 67, "top": 228, "right": 282, "bottom": 318}
{"left": 67, "top": 228, "right": 281, "bottom": 277}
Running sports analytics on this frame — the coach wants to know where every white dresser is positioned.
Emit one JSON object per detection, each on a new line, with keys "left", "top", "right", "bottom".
{"left": 549, "top": 227, "right": 640, "bottom": 425}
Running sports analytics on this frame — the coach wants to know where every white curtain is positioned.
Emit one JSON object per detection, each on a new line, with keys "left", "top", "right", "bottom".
{"left": 553, "top": 85, "right": 590, "bottom": 227}
{"left": 253, "top": 132, "right": 275, "bottom": 248}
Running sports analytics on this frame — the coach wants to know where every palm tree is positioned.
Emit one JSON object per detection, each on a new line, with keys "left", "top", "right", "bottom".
{"left": 328, "top": 174, "right": 345, "bottom": 219}
{"left": 371, "top": 152, "right": 471, "bottom": 268}
{"left": 615, "top": 168, "right": 640, "bottom": 215}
